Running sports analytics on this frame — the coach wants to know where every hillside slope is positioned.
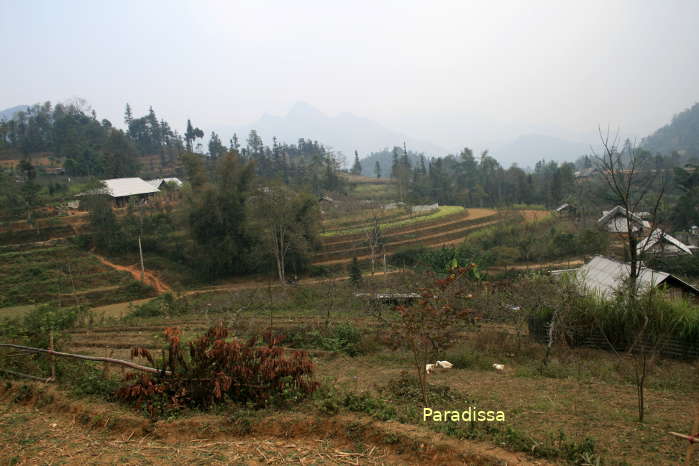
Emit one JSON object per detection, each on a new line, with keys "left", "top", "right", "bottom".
{"left": 642, "top": 102, "right": 699, "bottom": 156}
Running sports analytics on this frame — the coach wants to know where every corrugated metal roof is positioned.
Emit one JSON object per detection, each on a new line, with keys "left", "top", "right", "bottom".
{"left": 637, "top": 229, "right": 693, "bottom": 255}
{"left": 574, "top": 255, "right": 669, "bottom": 299}
{"left": 146, "top": 178, "right": 183, "bottom": 188}
{"left": 597, "top": 205, "right": 650, "bottom": 230}
{"left": 102, "top": 178, "right": 159, "bottom": 198}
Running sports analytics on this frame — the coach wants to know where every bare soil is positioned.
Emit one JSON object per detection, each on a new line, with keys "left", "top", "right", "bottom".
{"left": 93, "top": 253, "right": 171, "bottom": 294}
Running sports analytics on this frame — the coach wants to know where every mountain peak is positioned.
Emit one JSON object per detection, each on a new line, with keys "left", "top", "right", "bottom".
{"left": 287, "top": 101, "right": 324, "bottom": 119}
{"left": 0, "top": 104, "right": 29, "bottom": 122}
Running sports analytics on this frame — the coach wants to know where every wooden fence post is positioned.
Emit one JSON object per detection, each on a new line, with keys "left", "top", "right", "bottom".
{"left": 49, "top": 330, "right": 56, "bottom": 381}
{"left": 688, "top": 403, "right": 699, "bottom": 464}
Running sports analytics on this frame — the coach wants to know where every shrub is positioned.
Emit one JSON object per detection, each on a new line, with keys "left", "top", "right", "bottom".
{"left": 63, "top": 363, "right": 122, "bottom": 398}
{"left": 19, "top": 304, "right": 87, "bottom": 348}
{"left": 116, "top": 324, "right": 318, "bottom": 418}
{"left": 280, "top": 322, "right": 364, "bottom": 356}
{"left": 380, "top": 371, "right": 457, "bottom": 404}
{"left": 349, "top": 257, "right": 362, "bottom": 287}
{"left": 342, "top": 392, "right": 396, "bottom": 421}
{"left": 128, "top": 293, "right": 189, "bottom": 319}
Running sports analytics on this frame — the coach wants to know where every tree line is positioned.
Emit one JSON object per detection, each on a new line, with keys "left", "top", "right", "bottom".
{"left": 366, "top": 145, "right": 577, "bottom": 208}
{"left": 0, "top": 101, "right": 347, "bottom": 196}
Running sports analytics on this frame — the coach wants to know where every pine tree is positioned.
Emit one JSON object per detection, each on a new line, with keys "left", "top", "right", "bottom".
{"left": 351, "top": 150, "right": 362, "bottom": 175}
{"left": 349, "top": 257, "right": 362, "bottom": 287}
{"left": 124, "top": 103, "right": 133, "bottom": 126}
{"left": 391, "top": 147, "right": 400, "bottom": 178}
{"left": 375, "top": 160, "right": 381, "bottom": 178}
{"left": 185, "top": 119, "right": 204, "bottom": 153}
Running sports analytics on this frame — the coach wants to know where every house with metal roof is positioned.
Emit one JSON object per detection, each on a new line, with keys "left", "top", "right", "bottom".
{"left": 597, "top": 206, "right": 650, "bottom": 233}
{"left": 78, "top": 177, "right": 160, "bottom": 207}
{"left": 572, "top": 255, "right": 699, "bottom": 300}
{"left": 637, "top": 229, "right": 693, "bottom": 257}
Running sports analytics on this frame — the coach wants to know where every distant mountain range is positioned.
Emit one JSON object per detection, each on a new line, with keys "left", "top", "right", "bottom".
{"left": 219, "top": 103, "right": 596, "bottom": 168}
{"left": 0, "top": 105, "right": 28, "bottom": 121}
{"left": 5, "top": 99, "right": 697, "bottom": 168}
{"left": 214, "top": 102, "right": 449, "bottom": 163}
{"left": 490, "top": 134, "right": 593, "bottom": 167}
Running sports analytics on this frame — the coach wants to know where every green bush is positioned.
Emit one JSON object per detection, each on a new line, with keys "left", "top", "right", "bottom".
{"left": 380, "top": 371, "right": 457, "bottom": 404}
{"left": 63, "top": 363, "right": 122, "bottom": 398}
{"left": 342, "top": 392, "right": 396, "bottom": 421}
{"left": 128, "top": 292, "right": 188, "bottom": 319}
{"left": 282, "top": 322, "right": 364, "bottom": 356}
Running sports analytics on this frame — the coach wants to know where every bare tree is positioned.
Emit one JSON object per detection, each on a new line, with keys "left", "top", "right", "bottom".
{"left": 591, "top": 128, "right": 668, "bottom": 422}
{"left": 593, "top": 128, "right": 666, "bottom": 292}
{"left": 365, "top": 215, "right": 384, "bottom": 276}
{"left": 377, "top": 267, "right": 475, "bottom": 405}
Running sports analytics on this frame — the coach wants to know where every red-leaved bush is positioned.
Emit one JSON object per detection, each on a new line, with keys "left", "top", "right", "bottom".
{"left": 116, "top": 324, "right": 318, "bottom": 417}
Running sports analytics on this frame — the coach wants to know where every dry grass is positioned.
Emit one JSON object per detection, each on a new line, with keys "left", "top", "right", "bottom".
{"left": 0, "top": 383, "right": 543, "bottom": 465}
{"left": 0, "top": 403, "right": 394, "bottom": 465}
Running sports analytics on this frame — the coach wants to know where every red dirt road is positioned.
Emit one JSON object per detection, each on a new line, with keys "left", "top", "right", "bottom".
{"left": 92, "top": 254, "right": 171, "bottom": 294}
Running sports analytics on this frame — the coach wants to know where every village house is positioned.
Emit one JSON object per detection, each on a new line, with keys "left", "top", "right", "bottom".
{"left": 569, "top": 255, "right": 699, "bottom": 301}
{"left": 597, "top": 206, "right": 650, "bottom": 233}
{"left": 78, "top": 177, "right": 160, "bottom": 207}
{"left": 637, "top": 229, "right": 693, "bottom": 257}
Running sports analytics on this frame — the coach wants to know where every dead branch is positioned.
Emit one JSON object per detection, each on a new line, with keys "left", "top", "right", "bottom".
{"left": 0, "top": 343, "right": 170, "bottom": 375}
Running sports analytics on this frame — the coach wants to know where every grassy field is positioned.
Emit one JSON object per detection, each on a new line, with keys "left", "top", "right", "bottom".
{"left": 350, "top": 182, "right": 397, "bottom": 201}
{"left": 1, "top": 277, "right": 693, "bottom": 465}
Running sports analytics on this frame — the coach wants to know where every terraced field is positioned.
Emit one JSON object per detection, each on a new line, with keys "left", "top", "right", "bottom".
{"left": 0, "top": 239, "right": 155, "bottom": 311}
{"left": 322, "top": 205, "right": 464, "bottom": 237}
{"left": 314, "top": 207, "right": 507, "bottom": 267}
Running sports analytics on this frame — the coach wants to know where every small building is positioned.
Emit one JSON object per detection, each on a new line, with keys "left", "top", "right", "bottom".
{"left": 79, "top": 177, "right": 160, "bottom": 207}
{"left": 597, "top": 206, "right": 650, "bottom": 233}
{"left": 146, "top": 177, "right": 183, "bottom": 189}
{"left": 383, "top": 201, "right": 405, "bottom": 210}
{"left": 571, "top": 255, "right": 699, "bottom": 301}
{"left": 554, "top": 203, "right": 576, "bottom": 216}
{"left": 412, "top": 203, "right": 439, "bottom": 214}
{"left": 637, "top": 229, "right": 693, "bottom": 257}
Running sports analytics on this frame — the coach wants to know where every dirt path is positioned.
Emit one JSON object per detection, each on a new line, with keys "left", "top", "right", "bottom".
{"left": 486, "top": 259, "right": 584, "bottom": 273}
{"left": 183, "top": 269, "right": 401, "bottom": 296}
{"left": 88, "top": 269, "right": 404, "bottom": 317}
{"left": 519, "top": 209, "right": 551, "bottom": 222}
{"left": 92, "top": 253, "right": 171, "bottom": 294}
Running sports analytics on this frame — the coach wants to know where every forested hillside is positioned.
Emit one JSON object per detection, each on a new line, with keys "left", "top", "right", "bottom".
{"left": 0, "top": 101, "right": 346, "bottom": 194}
{"left": 642, "top": 102, "right": 699, "bottom": 158}
{"left": 358, "top": 146, "right": 423, "bottom": 178}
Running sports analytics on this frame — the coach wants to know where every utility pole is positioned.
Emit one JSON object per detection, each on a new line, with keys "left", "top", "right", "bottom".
{"left": 138, "top": 234, "right": 145, "bottom": 283}
{"left": 138, "top": 206, "right": 145, "bottom": 283}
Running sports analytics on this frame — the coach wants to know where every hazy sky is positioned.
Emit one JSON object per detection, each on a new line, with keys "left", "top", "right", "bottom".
{"left": 2, "top": 0, "right": 699, "bottom": 153}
